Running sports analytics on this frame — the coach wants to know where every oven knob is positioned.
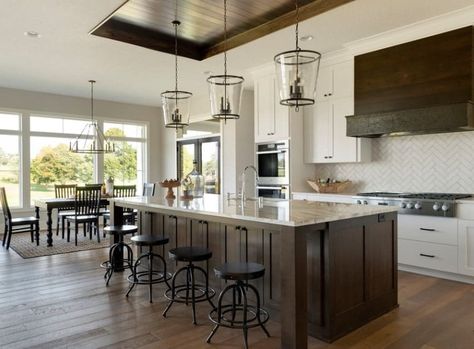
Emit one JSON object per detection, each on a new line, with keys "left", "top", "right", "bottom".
{"left": 356, "top": 200, "right": 362, "bottom": 204}
{"left": 406, "top": 202, "right": 414, "bottom": 209}
{"left": 441, "top": 203, "right": 450, "bottom": 212}
{"left": 433, "top": 202, "right": 440, "bottom": 211}
{"left": 363, "top": 200, "right": 368, "bottom": 205}
{"left": 415, "top": 202, "right": 422, "bottom": 210}
{"left": 399, "top": 202, "right": 406, "bottom": 208}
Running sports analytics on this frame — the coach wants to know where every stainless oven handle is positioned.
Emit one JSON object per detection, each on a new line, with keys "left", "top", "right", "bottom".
{"left": 257, "top": 186, "right": 288, "bottom": 190}
{"left": 256, "top": 150, "right": 287, "bottom": 155}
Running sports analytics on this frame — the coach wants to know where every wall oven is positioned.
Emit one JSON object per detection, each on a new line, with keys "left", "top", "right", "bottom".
{"left": 257, "top": 185, "right": 289, "bottom": 200}
{"left": 256, "top": 140, "right": 289, "bottom": 186}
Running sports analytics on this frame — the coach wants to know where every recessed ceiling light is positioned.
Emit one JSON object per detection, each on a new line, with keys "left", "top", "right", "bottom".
{"left": 300, "top": 35, "right": 313, "bottom": 42}
{"left": 24, "top": 31, "right": 41, "bottom": 38}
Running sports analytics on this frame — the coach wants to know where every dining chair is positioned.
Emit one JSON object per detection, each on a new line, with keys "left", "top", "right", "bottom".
{"left": 54, "top": 184, "right": 77, "bottom": 238}
{"left": 103, "top": 185, "right": 137, "bottom": 226}
{"left": 66, "top": 186, "right": 101, "bottom": 246}
{"left": 1, "top": 187, "right": 40, "bottom": 250}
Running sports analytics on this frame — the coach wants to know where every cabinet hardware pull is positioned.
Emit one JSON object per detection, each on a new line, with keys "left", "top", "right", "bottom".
{"left": 419, "top": 228, "right": 436, "bottom": 232}
{"left": 324, "top": 94, "right": 327, "bottom": 97}
{"left": 328, "top": 93, "right": 332, "bottom": 96}
{"left": 419, "top": 253, "right": 435, "bottom": 258}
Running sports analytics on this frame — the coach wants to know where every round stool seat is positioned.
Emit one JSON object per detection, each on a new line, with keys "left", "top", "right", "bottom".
{"left": 214, "top": 262, "right": 265, "bottom": 281}
{"left": 168, "top": 246, "right": 212, "bottom": 262}
{"left": 131, "top": 234, "right": 169, "bottom": 246}
{"left": 103, "top": 225, "right": 137, "bottom": 235}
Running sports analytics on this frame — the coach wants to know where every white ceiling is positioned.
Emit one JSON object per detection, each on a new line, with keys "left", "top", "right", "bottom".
{"left": 1, "top": 0, "right": 474, "bottom": 107}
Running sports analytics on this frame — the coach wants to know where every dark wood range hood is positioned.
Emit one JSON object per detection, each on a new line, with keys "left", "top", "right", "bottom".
{"left": 346, "top": 26, "right": 474, "bottom": 138}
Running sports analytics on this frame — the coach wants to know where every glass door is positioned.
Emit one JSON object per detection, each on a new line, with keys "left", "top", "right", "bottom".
{"left": 177, "top": 136, "right": 220, "bottom": 194}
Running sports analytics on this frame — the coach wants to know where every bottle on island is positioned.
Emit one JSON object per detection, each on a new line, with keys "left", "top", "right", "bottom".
{"left": 188, "top": 160, "right": 204, "bottom": 198}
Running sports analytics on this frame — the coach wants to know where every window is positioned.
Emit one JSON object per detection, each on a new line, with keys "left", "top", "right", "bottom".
{"left": 0, "top": 112, "right": 148, "bottom": 209}
{"left": 0, "top": 113, "right": 21, "bottom": 207}
{"left": 177, "top": 136, "right": 220, "bottom": 194}
{"left": 103, "top": 122, "right": 146, "bottom": 191}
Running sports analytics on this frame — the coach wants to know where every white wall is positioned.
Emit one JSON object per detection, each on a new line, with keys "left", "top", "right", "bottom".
{"left": 314, "top": 131, "right": 474, "bottom": 194}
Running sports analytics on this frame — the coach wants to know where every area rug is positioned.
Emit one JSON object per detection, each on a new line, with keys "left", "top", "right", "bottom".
{"left": 0, "top": 231, "right": 130, "bottom": 259}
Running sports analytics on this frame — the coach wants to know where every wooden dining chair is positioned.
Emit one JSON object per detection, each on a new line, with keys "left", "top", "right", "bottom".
{"left": 54, "top": 184, "right": 77, "bottom": 238}
{"left": 66, "top": 186, "right": 101, "bottom": 246}
{"left": 0, "top": 187, "right": 40, "bottom": 250}
{"left": 103, "top": 185, "right": 137, "bottom": 226}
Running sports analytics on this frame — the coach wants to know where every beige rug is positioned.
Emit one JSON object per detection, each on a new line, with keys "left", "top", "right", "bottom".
{"left": 1, "top": 231, "right": 129, "bottom": 259}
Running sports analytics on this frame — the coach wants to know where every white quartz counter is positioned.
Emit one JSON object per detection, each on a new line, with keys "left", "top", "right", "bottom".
{"left": 111, "top": 194, "right": 397, "bottom": 227}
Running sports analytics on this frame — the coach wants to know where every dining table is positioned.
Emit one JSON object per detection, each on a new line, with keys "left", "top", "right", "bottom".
{"left": 34, "top": 197, "right": 110, "bottom": 247}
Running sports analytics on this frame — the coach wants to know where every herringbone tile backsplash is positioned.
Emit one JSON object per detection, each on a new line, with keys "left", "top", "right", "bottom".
{"left": 314, "top": 131, "right": 474, "bottom": 194}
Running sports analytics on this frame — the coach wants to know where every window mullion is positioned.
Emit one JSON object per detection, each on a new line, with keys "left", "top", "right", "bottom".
{"left": 21, "top": 113, "right": 31, "bottom": 208}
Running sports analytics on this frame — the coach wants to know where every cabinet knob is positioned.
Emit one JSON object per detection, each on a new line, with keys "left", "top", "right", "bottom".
{"left": 328, "top": 93, "right": 332, "bottom": 96}
{"left": 324, "top": 94, "right": 327, "bottom": 97}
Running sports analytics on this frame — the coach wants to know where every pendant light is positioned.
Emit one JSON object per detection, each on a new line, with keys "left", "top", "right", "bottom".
{"left": 274, "top": 0, "right": 321, "bottom": 111}
{"left": 70, "top": 80, "right": 115, "bottom": 154}
{"left": 161, "top": 1, "right": 192, "bottom": 130}
{"left": 207, "top": 0, "right": 244, "bottom": 121}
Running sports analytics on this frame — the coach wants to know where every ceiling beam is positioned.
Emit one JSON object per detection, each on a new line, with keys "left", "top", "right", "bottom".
{"left": 203, "top": 0, "right": 355, "bottom": 59}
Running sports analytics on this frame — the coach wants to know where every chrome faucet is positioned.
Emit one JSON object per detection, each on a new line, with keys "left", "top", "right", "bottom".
{"left": 240, "top": 165, "right": 259, "bottom": 201}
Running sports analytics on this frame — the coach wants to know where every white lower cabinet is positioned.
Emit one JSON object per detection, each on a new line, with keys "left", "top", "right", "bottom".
{"left": 398, "top": 239, "right": 458, "bottom": 274}
{"left": 458, "top": 219, "right": 474, "bottom": 276}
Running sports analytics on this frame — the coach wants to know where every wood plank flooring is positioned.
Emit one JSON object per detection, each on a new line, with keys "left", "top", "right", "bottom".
{"left": 0, "top": 246, "right": 472, "bottom": 349}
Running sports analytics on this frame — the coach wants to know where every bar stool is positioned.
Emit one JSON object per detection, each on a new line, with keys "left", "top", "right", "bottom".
{"left": 163, "top": 246, "right": 216, "bottom": 324}
{"left": 100, "top": 225, "right": 136, "bottom": 286}
{"left": 126, "top": 235, "right": 171, "bottom": 303}
{"left": 207, "top": 262, "right": 270, "bottom": 349}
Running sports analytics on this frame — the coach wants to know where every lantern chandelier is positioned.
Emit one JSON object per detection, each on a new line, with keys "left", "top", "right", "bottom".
{"left": 161, "top": 0, "right": 192, "bottom": 130}
{"left": 274, "top": 0, "right": 321, "bottom": 111}
{"left": 207, "top": 0, "right": 244, "bottom": 121}
{"left": 70, "top": 80, "right": 115, "bottom": 154}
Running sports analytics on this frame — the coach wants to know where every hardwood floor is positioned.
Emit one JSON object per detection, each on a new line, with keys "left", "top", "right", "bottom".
{"left": 0, "top": 247, "right": 472, "bottom": 349}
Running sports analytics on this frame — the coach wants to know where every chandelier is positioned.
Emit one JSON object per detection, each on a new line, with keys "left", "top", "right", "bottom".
{"left": 70, "top": 80, "right": 115, "bottom": 153}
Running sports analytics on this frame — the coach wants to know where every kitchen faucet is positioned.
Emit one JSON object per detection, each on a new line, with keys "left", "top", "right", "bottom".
{"left": 240, "top": 165, "right": 259, "bottom": 201}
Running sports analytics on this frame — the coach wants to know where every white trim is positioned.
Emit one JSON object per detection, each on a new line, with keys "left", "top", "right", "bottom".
{"left": 176, "top": 133, "right": 221, "bottom": 142}
{"left": 399, "top": 264, "right": 474, "bottom": 285}
{"left": 21, "top": 113, "right": 30, "bottom": 208}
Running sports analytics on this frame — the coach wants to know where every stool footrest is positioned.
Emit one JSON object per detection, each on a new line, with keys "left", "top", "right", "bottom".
{"left": 208, "top": 305, "right": 269, "bottom": 329}
{"left": 127, "top": 271, "right": 172, "bottom": 285}
{"left": 164, "top": 284, "right": 215, "bottom": 303}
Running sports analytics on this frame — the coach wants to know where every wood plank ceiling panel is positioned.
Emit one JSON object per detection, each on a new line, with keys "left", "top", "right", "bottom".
{"left": 91, "top": 0, "right": 354, "bottom": 60}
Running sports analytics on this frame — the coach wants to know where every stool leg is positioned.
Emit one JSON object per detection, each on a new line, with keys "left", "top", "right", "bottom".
{"left": 126, "top": 254, "right": 145, "bottom": 297}
{"left": 190, "top": 264, "right": 197, "bottom": 325}
{"left": 163, "top": 266, "right": 186, "bottom": 317}
{"left": 194, "top": 265, "right": 216, "bottom": 310}
{"left": 185, "top": 266, "right": 191, "bottom": 306}
{"left": 206, "top": 283, "right": 234, "bottom": 343}
{"left": 105, "top": 244, "right": 116, "bottom": 286}
{"left": 148, "top": 248, "right": 153, "bottom": 303}
{"left": 247, "top": 283, "right": 270, "bottom": 337}
{"left": 238, "top": 282, "right": 249, "bottom": 349}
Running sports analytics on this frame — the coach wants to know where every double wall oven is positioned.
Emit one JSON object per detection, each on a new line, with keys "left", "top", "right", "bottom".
{"left": 256, "top": 140, "right": 289, "bottom": 200}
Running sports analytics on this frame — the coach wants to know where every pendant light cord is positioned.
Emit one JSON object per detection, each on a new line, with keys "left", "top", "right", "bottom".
{"left": 89, "top": 80, "right": 95, "bottom": 122}
{"left": 295, "top": 0, "right": 300, "bottom": 50}
{"left": 174, "top": 0, "right": 179, "bottom": 93}
{"left": 224, "top": 0, "right": 228, "bottom": 117}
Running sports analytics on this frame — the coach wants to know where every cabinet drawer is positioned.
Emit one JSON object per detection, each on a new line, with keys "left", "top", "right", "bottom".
{"left": 398, "top": 239, "right": 458, "bottom": 273}
{"left": 398, "top": 215, "right": 457, "bottom": 245}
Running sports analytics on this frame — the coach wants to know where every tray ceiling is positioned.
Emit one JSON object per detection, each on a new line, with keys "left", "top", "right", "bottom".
{"left": 91, "top": 0, "right": 354, "bottom": 60}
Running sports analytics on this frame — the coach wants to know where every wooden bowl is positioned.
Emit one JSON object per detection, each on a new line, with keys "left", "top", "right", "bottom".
{"left": 306, "top": 180, "right": 351, "bottom": 193}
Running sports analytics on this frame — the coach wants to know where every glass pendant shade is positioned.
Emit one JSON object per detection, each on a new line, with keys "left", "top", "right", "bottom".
{"left": 207, "top": 74, "right": 244, "bottom": 120}
{"left": 274, "top": 49, "right": 321, "bottom": 107}
{"left": 161, "top": 90, "right": 192, "bottom": 129}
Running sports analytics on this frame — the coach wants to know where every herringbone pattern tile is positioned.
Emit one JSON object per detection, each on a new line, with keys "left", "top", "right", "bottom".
{"left": 315, "top": 131, "right": 474, "bottom": 193}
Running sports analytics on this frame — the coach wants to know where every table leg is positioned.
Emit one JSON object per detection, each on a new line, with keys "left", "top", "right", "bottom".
{"left": 280, "top": 226, "right": 308, "bottom": 349}
{"left": 35, "top": 206, "right": 40, "bottom": 246}
{"left": 46, "top": 208, "right": 53, "bottom": 247}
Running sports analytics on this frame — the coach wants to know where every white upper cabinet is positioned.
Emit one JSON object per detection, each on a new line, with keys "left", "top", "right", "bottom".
{"left": 305, "top": 58, "right": 371, "bottom": 163}
{"left": 254, "top": 74, "right": 289, "bottom": 142}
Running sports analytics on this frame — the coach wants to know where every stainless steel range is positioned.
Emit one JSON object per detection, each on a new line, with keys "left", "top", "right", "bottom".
{"left": 353, "top": 192, "right": 472, "bottom": 217}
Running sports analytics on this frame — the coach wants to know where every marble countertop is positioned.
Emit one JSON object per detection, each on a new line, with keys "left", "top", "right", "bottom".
{"left": 111, "top": 194, "right": 397, "bottom": 227}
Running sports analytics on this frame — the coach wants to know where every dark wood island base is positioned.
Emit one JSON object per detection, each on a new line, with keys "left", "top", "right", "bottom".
{"left": 111, "top": 197, "right": 398, "bottom": 348}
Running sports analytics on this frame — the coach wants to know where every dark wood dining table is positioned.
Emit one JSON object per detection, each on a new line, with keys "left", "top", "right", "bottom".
{"left": 34, "top": 197, "right": 110, "bottom": 247}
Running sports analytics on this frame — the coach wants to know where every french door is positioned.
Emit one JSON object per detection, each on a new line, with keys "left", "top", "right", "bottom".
{"left": 177, "top": 136, "right": 220, "bottom": 194}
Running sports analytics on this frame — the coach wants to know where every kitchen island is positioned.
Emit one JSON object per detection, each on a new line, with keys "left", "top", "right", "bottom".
{"left": 110, "top": 195, "right": 398, "bottom": 349}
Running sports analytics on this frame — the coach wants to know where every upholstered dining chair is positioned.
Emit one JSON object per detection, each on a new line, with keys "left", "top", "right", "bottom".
{"left": 54, "top": 184, "right": 77, "bottom": 238}
{"left": 65, "top": 186, "right": 101, "bottom": 246}
{"left": 0, "top": 187, "right": 40, "bottom": 250}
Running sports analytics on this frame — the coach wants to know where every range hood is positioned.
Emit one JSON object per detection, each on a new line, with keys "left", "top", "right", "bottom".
{"left": 347, "top": 26, "right": 474, "bottom": 138}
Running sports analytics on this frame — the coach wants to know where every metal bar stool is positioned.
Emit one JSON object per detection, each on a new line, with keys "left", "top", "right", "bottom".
{"left": 163, "top": 246, "right": 216, "bottom": 325}
{"left": 100, "top": 225, "right": 137, "bottom": 286}
{"left": 126, "top": 234, "right": 171, "bottom": 303}
{"left": 207, "top": 262, "right": 270, "bottom": 349}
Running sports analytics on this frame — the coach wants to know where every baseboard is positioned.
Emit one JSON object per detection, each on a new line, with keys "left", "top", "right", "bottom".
{"left": 398, "top": 264, "right": 474, "bottom": 284}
